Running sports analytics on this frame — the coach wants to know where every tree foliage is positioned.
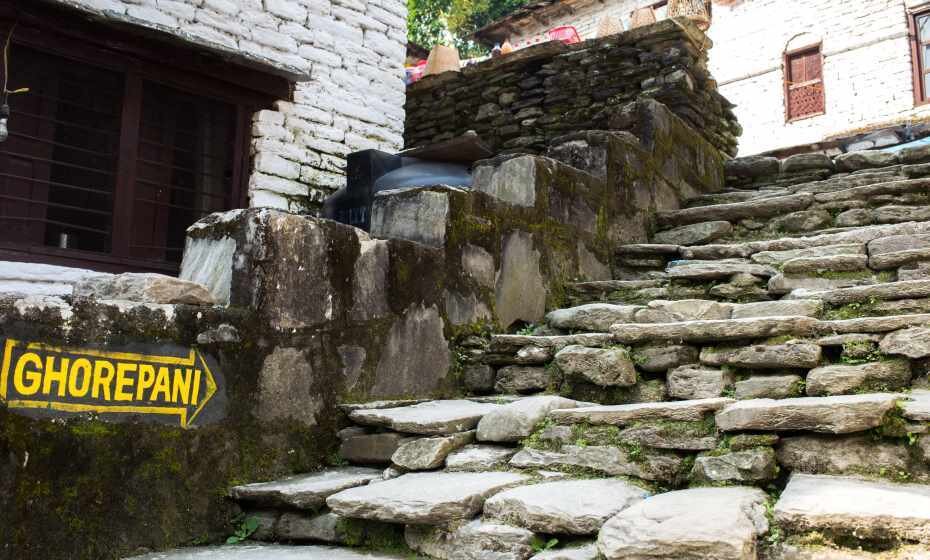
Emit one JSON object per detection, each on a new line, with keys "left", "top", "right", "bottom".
{"left": 407, "top": 0, "right": 530, "bottom": 55}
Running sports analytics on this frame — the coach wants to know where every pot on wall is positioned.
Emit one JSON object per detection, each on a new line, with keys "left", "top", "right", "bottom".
{"left": 630, "top": 7, "right": 656, "bottom": 29}
{"left": 424, "top": 45, "right": 461, "bottom": 76}
{"left": 596, "top": 15, "right": 624, "bottom": 37}
{"left": 668, "top": 0, "right": 711, "bottom": 31}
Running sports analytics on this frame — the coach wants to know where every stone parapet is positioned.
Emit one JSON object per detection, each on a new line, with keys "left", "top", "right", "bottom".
{"left": 404, "top": 19, "right": 740, "bottom": 158}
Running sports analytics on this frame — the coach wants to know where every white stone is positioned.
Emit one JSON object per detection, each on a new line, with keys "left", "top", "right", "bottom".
{"left": 597, "top": 487, "right": 769, "bottom": 560}
{"left": 473, "top": 156, "right": 538, "bottom": 207}
{"left": 477, "top": 396, "right": 580, "bottom": 443}
{"left": 775, "top": 474, "right": 930, "bottom": 543}
{"left": 228, "top": 467, "right": 382, "bottom": 509}
{"left": 484, "top": 479, "right": 649, "bottom": 535}
{"left": 715, "top": 394, "right": 902, "bottom": 434}
{"left": 326, "top": 471, "right": 530, "bottom": 524}
{"left": 445, "top": 445, "right": 517, "bottom": 471}
{"left": 551, "top": 398, "right": 733, "bottom": 425}
{"left": 349, "top": 400, "right": 501, "bottom": 435}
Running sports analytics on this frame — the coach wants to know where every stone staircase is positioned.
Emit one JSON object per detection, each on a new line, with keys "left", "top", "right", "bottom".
{"left": 128, "top": 149, "right": 930, "bottom": 559}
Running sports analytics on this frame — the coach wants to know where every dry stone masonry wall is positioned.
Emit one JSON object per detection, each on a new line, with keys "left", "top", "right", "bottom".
{"left": 405, "top": 19, "right": 740, "bottom": 157}
{"left": 52, "top": 0, "right": 407, "bottom": 213}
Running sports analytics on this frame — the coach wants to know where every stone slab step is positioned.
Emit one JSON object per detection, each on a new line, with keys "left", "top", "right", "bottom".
{"left": 596, "top": 486, "right": 769, "bottom": 560}
{"left": 549, "top": 397, "right": 733, "bottom": 425}
{"left": 810, "top": 177, "right": 930, "bottom": 204}
{"left": 123, "top": 544, "right": 408, "bottom": 560}
{"left": 786, "top": 279, "right": 930, "bottom": 305}
{"left": 326, "top": 471, "right": 529, "bottom": 525}
{"left": 665, "top": 260, "right": 777, "bottom": 280}
{"left": 545, "top": 300, "right": 824, "bottom": 332}
{"left": 766, "top": 543, "right": 930, "bottom": 559}
{"left": 229, "top": 467, "right": 383, "bottom": 510}
{"left": 488, "top": 333, "right": 612, "bottom": 354}
{"left": 614, "top": 244, "right": 681, "bottom": 255}
{"left": 508, "top": 445, "right": 686, "bottom": 482}
{"left": 609, "top": 314, "right": 930, "bottom": 344}
{"left": 715, "top": 393, "right": 902, "bottom": 434}
{"left": 656, "top": 192, "right": 813, "bottom": 227}
{"left": 483, "top": 478, "right": 649, "bottom": 535}
{"left": 775, "top": 474, "right": 930, "bottom": 543}
{"left": 681, "top": 221, "right": 930, "bottom": 261}
{"left": 348, "top": 400, "right": 502, "bottom": 435}
{"left": 610, "top": 316, "right": 818, "bottom": 344}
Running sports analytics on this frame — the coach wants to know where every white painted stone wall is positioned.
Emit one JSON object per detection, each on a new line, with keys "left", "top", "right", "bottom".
{"left": 53, "top": 0, "right": 407, "bottom": 212}
{"left": 707, "top": 0, "right": 930, "bottom": 155}
{"left": 490, "top": 0, "right": 930, "bottom": 155}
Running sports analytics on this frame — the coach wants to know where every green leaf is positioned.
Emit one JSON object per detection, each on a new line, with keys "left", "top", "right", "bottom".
{"left": 226, "top": 536, "right": 241, "bottom": 544}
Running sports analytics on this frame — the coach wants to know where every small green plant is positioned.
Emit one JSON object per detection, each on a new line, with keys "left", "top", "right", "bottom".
{"left": 227, "top": 515, "right": 260, "bottom": 544}
{"left": 530, "top": 536, "right": 559, "bottom": 553}
{"left": 763, "top": 497, "right": 783, "bottom": 546}
{"left": 516, "top": 323, "right": 538, "bottom": 336}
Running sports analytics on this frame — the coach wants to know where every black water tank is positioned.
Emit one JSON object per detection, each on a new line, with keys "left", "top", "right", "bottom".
{"left": 323, "top": 149, "right": 402, "bottom": 230}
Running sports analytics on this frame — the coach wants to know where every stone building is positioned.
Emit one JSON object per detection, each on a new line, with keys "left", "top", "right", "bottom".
{"left": 0, "top": 0, "right": 406, "bottom": 283}
{"left": 473, "top": 0, "right": 930, "bottom": 156}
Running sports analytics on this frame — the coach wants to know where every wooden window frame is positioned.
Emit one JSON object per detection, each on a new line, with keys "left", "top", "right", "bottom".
{"left": 908, "top": 5, "right": 930, "bottom": 106}
{"left": 784, "top": 43, "right": 826, "bottom": 123}
{"left": 0, "top": 1, "right": 288, "bottom": 273}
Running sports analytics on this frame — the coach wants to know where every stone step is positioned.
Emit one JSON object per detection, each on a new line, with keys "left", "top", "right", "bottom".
{"left": 785, "top": 279, "right": 930, "bottom": 305}
{"left": 348, "top": 399, "right": 503, "bottom": 435}
{"left": 545, "top": 299, "right": 823, "bottom": 332}
{"left": 229, "top": 467, "right": 383, "bottom": 510}
{"left": 765, "top": 543, "right": 930, "bottom": 560}
{"left": 681, "top": 221, "right": 930, "bottom": 261}
{"left": 691, "top": 177, "right": 928, "bottom": 227}
{"left": 656, "top": 192, "right": 814, "bottom": 227}
{"left": 775, "top": 473, "right": 930, "bottom": 544}
{"left": 597, "top": 486, "right": 769, "bottom": 560}
{"left": 715, "top": 393, "right": 902, "bottom": 434}
{"left": 123, "top": 544, "right": 408, "bottom": 559}
{"left": 325, "top": 471, "right": 530, "bottom": 525}
{"left": 609, "top": 313, "right": 930, "bottom": 344}
{"left": 482, "top": 478, "right": 649, "bottom": 535}
{"left": 683, "top": 188, "right": 789, "bottom": 209}
{"left": 548, "top": 397, "right": 733, "bottom": 426}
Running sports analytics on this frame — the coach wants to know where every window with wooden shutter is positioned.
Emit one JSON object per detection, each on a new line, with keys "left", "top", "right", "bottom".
{"left": 909, "top": 7, "right": 930, "bottom": 105}
{"left": 0, "top": 1, "right": 290, "bottom": 273}
{"left": 784, "top": 46, "right": 825, "bottom": 122}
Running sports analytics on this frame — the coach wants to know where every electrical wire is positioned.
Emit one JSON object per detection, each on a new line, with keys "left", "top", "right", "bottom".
{"left": 1, "top": 22, "right": 16, "bottom": 104}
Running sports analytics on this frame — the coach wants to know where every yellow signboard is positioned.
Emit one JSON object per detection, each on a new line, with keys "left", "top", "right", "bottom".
{"left": 0, "top": 339, "right": 220, "bottom": 428}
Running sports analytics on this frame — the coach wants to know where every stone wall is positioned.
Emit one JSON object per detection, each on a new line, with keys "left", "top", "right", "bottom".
{"left": 50, "top": 0, "right": 407, "bottom": 213}
{"left": 0, "top": 295, "right": 334, "bottom": 559}
{"left": 404, "top": 19, "right": 740, "bottom": 158}
{"left": 0, "top": 214, "right": 476, "bottom": 558}
{"left": 374, "top": 99, "right": 725, "bottom": 330}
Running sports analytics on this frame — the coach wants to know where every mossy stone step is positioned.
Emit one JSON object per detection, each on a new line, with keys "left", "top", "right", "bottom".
{"left": 775, "top": 474, "right": 930, "bottom": 544}
{"left": 229, "top": 467, "right": 383, "bottom": 510}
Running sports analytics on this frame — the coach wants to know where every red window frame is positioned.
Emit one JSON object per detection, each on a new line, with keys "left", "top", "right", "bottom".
{"left": 784, "top": 44, "right": 826, "bottom": 122}
{"left": 909, "top": 6, "right": 930, "bottom": 106}
{"left": 0, "top": 1, "right": 290, "bottom": 273}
